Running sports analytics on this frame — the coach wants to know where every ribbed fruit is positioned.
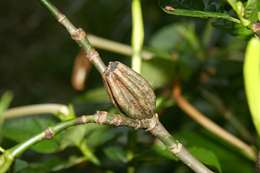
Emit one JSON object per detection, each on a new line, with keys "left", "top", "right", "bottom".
{"left": 103, "top": 61, "right": 156, "bottom": 120}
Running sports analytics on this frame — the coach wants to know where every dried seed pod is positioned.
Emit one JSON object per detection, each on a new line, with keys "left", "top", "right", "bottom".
{"left": 103, "top": 61, "right": 156, "bottom": 120}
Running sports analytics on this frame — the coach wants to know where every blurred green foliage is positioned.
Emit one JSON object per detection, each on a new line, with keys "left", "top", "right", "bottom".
{"left": 0, "top": 0, "right": 259, "bottom": 172}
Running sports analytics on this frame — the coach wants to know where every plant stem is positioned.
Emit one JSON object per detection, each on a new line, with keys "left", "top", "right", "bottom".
{"left": 36, "top": 1, "right": 214, "bottom": 172}
{"left": 3, "top": 104, "right": 69, "bottom": 119}
{"left": 40, "top": 0, "right": 106, "bottom": 74}
{"left": 1, "top": 111, "right": 214, "bottom": 173}
{"left": 87, "top": 34, "right": 154, "bottom": 60}
{"left": 9, "top": 118, "right": 78, "bottom": 158}
{"left": 6, "top": 111, "right": 149, "bottom": 159}
{"left": 226, "top": 0, "right": 250, "bottom": 26}
{"left": 150, "top": 120, "right": 214, "bottom": 173}
{"left": 77, "top": 141, "right": 100, "bottom": 165}
{"left": 172, "top": 83, "right": 256, "bottom": 161}
{"left": 131, "top": 0, "right": 144, "bottom": 73}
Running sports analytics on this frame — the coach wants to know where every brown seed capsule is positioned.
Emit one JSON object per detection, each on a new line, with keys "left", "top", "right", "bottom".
{"left": 103, "top": 61, "right": 156, "bottom": 120}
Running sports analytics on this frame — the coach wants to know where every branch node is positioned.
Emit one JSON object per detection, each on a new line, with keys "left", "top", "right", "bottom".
{"left": 96, "top": 111, "right": 108, "bottom": 124}
{"left": 71, "top": 28, "right": 86, "bottom": 41}
{"left": 111, "top": 116, "right": 123, "bottom": 126}
{"left": 44, "top": 128, "right": 54, "bottom": 140}
{"left": 145, "top": 113, "right": 159, "bottom": 131}
{"left": 85, "top": 49, "right": 99, "bottom": 62}
{"left": 76, "top": 115, "right": 88, "bottom": 124}
{"left": 134, "top": 120, "right": 141, "bottom": 129}
{"left": 169, "top": 142, "right": 183, "bottom": 154}
{"left": 58, "top": 14, "right": 66, "bottom": 23}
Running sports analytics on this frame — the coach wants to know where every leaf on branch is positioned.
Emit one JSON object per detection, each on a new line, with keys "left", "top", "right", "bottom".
{"left": 159, "top": 0, "right": 240, "bottom": 23}
{"left": 245, "top": 0, "right": 260, "bottom": 22}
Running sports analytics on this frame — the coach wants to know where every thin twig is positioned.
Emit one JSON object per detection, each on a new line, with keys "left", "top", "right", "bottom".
{"left": 150, "top": 120, "right": 213, "bottom": 173}
{"left": 87, "top": 34, "right": 154, "bottom": 60}
{"left": 37, "top": 1, "right": 214, "bottom": 172}
{"left": 40, "top": 0, "right": 106, "bottom": 74}
{"left": 131, "top": 0, "right": 144, "bottom": 73}
{"left": 1, "top": 111, "right": 213, "bottom": 173}
{"left": 3, "top": 104, "right": 70, "bottom": 119}
{"left": 172, "top": 83, "right": 256, "bottom": 161}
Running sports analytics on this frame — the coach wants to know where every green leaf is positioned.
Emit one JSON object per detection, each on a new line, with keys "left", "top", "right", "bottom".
{"left": 60, "top": 125, "right": 101, "bottom": 165}
{"left": 189, "top": 147, "right": 222, "bottom": 173}
{"left": 14, "top": 159, "right": 28, "bottom": 173}
{"left": 16, "top": 155, "right": 82, "bottom": 173}
{"left": 176, "top": 130, "right": 254, "bottom": 173}
{"left": 243, "top": 37, "right": 260, "bottom": 136}
{"left": 78, "top": 141, "right": 100, "bottom": 165}
{"left": 76, "top": 87, "right": 109, "bottom": 103}
{"left": 149, "top": 23, "right": 183, "bottom": 52}
{"left": 212, "top": 20, "right": 253, "bottom": 37}
{"left": 104, "top": 146, "right": 128, "bottom": 163}
{"left": 86, "top": 125, "right": 120, "bottom": 148}
{"left": 160, "top": 0, "right": 240, "bottom": 23}
{"left": 60, "top": 125, "right": 87, "bottom": 149}
{"left": 245, "top": 0, "right": 260, "bottom": 22}
{"left": 141, "top": 58, "right": 176, "bottom": 88}
{"left": 2, "top": 116, "right": 61, "bottom": 153}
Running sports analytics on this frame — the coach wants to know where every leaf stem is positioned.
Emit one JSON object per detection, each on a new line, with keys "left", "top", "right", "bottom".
{"left": 162, "top": 7, "right": 241, "bottom": 24}
{"left": 88, "top": 34, "right": 154, "bottom": 60}
{"left": 131, "top": 0, "right": 144, "bottom": 73}
{"left": 3, "top": 104, "right": 70, "bottom": 119}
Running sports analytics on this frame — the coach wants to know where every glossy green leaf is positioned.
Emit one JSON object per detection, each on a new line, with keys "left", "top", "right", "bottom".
{"left": 160, "top": 0, "right": 240, "bottom": 23}
{"left": 189, "top": 147, "right": 222, "bottom": 173}
{"left": 243, "top": 37, "right": 260, "bottom": 136}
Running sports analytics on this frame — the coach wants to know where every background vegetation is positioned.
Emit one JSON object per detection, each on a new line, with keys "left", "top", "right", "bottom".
{"left": 0, "top": 0, "right": 260, "bottom": 172}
